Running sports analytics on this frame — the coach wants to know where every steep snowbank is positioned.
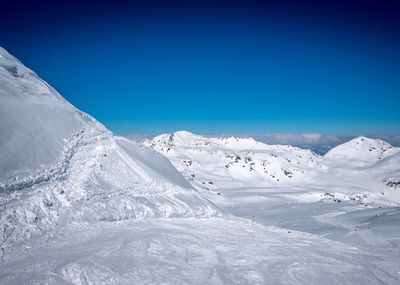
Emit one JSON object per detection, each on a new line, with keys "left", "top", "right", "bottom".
{"left": 0, "top": 48, "right": 223, "bottom": 250}
{"left": 0, "top": 47, "right": 103, "bottom": 181}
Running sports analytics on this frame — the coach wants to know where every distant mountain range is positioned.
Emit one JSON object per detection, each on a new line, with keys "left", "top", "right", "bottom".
{"left": 145, "top": 131, "right": 400, "bottom": 204}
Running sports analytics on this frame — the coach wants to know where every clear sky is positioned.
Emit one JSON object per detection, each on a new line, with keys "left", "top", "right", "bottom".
{"left": 1, "top": 0, "right": 400, "bottom": 135}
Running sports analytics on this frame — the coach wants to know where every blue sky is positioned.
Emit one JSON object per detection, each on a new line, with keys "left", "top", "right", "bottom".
{"left": 2, "top": 0, "right": 400, "bottom": 135}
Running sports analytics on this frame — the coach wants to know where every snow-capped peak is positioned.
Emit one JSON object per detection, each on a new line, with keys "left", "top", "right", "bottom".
{"left": 324, "top": 136, "right": 398, "bottom": 163}
{"left": 149, "top": 131, "right": 274, "bottom": 152}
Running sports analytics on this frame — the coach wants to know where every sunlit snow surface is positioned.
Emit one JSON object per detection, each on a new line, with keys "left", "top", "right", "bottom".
{"left": 1, "top": 47, "right": 400, "bottom": 284}
{"left": 3, "top": 218, "right": 400, "bottom": 285}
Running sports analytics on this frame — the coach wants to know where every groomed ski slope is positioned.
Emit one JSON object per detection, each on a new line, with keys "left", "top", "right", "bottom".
{"left": 1, "top": 47, "right": 400, "bottom": 284}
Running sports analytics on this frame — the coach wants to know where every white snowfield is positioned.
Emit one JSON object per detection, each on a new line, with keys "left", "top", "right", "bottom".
{"left": 1, "top": 47, "right": 400, "bottom": 284}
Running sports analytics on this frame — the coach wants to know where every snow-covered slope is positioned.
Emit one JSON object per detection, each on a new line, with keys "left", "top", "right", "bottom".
{"left": 4, "top": 217, "right": 400, "bottom": 285}
{"left": 0, "top": 48, "right": 223, "bottom": 251}
{"left": 324, "top": 136, "right": 399, "bottom": 166}
{"left": 0, "top": 47, "right": 101, "bottom": 181}
{"left": 322, "top": 136, "right": 400, "bottom": 203}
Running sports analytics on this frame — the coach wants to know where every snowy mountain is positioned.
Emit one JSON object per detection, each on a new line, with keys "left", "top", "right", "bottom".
{"left": 324, "top": 136, "right": 399, "bottom": 166}
{"left": 146, "top": 131, "right": 400, "bottom": 200}
{"left": 1, "top": 48, "right": 400, "bottom": 284}
{"left": 323, "top": 136, "right": 400, "bottom": 202}
{"left": 145, "top": 131, "right": 322, "bottom": 189}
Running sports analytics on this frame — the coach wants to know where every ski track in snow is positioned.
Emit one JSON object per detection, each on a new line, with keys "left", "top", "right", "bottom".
{"left": 0, "top": 129, "right": 85, "bottom": 193}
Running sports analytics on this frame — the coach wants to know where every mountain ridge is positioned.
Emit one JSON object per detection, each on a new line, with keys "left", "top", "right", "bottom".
{"left": 145, "top": 131, "right": 400, "bottom": 201}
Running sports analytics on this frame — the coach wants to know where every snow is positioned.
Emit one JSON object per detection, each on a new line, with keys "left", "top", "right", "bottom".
{"left": 145, "top": 131, "right": 400, "bottom": 204}
{"left": 145, "top": 131, "right": 322, "bottom": 189}
{"left": 0, "top": 47, "right": 103, "bottom": 181}
{"left": 3, "top": 218, "right": 400, "bottom": 285}
{"left": 145, "top": 131, "right": 400, "bottom": 283}
{"left": 1, "top": 47, "right": 400, "bottom": 284}
{"left": 324, "top": 136, "right": 399, "bottom": 166}
{"left": 0, "top": 47, "right": 223, "bottom": 253}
